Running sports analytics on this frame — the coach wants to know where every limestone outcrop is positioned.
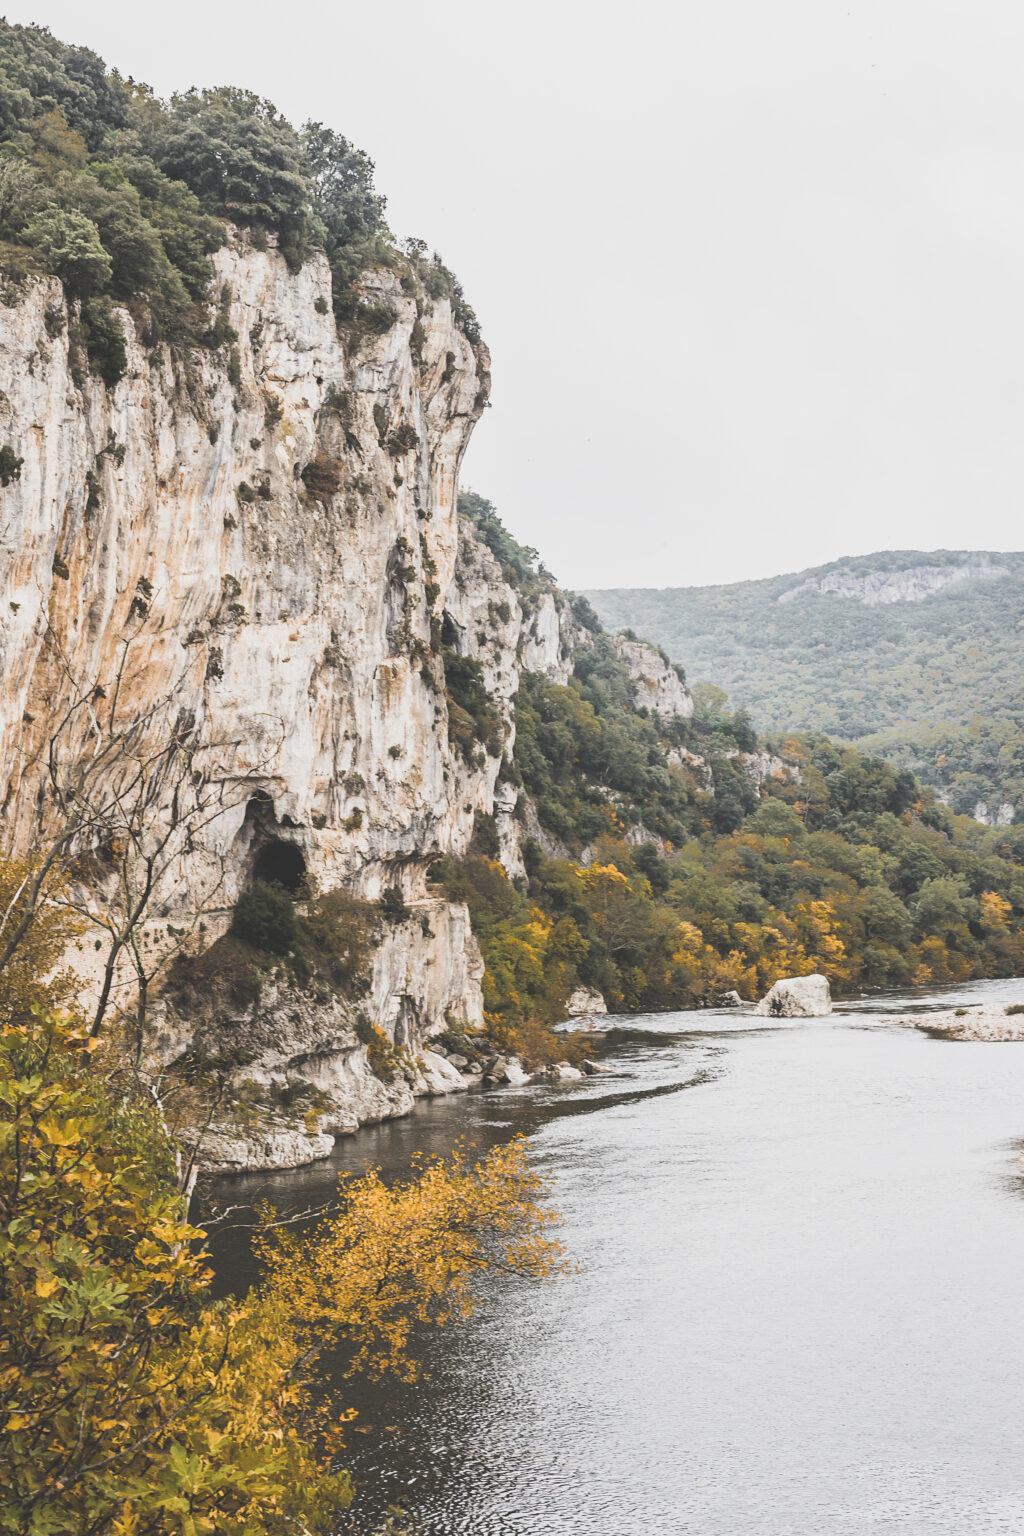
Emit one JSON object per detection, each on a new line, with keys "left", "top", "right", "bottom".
{"left": 973, "top": 800, "right": 1015, "bottom": 828}
{"left": 611, "top": 636, "right": 692, "bottom": 719}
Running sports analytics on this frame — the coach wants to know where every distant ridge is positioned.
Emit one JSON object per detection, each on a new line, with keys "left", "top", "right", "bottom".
{"left": 586, "top": 550, "right": 1024, "bottom": 822}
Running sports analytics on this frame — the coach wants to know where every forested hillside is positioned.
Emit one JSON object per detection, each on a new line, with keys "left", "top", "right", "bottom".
{"left": 587, "top": 550, "right": 1024, "bottom": 821}
{"left": 430, "top": 518, "right": 1024, "bottom": 1051}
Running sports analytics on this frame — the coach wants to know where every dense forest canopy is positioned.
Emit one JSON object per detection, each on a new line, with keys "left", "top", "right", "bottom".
{"left": 0, "top": 18, "right": 479, "bottom": 379}
{"left": 587, "top": 551, "right": 1024, "bottom": 821}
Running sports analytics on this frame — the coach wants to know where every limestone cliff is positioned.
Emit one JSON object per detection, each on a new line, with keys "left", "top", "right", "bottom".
{"left": 0, "top": 237, "right": 491, "bottom": 898}
{"left": 0, "top": 233, "right": 648, "bottom": 1166}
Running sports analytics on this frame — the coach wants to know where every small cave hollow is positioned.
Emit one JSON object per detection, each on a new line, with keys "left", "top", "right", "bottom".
{"left": 253, "top": 839, "right": 308, "bottom": 895}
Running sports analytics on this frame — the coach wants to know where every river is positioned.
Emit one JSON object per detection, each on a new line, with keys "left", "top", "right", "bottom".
{"left": 206, "top": 977, "right": 1024, "bottom": 1534}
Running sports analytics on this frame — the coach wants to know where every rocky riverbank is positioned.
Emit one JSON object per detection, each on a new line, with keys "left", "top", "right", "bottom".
{"left": 198, "top": 1033, "right": 608, "bottom": 1172}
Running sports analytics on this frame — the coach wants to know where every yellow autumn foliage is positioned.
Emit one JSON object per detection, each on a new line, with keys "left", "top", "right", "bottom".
{"left": 0, "top": 1012, "right": 564, "bottom": 1535}
{"left": 0, "top": 855, "right": 84, "bottom": 1025}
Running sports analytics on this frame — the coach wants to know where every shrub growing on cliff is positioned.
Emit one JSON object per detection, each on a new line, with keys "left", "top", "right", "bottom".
{"left": 459, "top": 488, "right": 546, "bottom": 592}
{"left": 78, "top": 292, "right": 128, "bottom": 384}
{"left": 232, "top": 879, "right": 297, "bottom": 953}
{"left": 442, "top": 646, "right": 503, "bottom": 762}
{"left": 0, "top": 444, "right": 22, "bottom": 486}
{"left": 303, "top": 119, "right": 393, "bottom": 324}
{"left": 354, "top": 1012, "right": 404, "bottom": 1081}
{"left": 298, "top": 888, "right": 371, "bottom": 990}
{"left": 379, "top": 884, "right": 411, "bottom": 924}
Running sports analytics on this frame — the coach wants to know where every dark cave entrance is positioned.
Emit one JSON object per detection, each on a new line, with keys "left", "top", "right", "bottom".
{"left": 253, "top": 839, "right": 308, "bottom": 896}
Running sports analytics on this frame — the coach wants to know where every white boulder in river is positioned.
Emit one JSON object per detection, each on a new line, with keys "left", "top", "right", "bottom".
{"left": 754, "top": 974, "right": 832, "bottom": 1018}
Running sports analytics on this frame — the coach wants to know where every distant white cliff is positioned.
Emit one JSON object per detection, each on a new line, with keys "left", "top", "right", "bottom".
{"left": 778, "top": 561, "right": 1011, "bottom": 606}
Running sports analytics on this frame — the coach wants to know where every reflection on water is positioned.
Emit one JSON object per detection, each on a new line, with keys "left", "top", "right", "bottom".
{"left": 204, "top": 979, "right": 1024, "bottom": 1534}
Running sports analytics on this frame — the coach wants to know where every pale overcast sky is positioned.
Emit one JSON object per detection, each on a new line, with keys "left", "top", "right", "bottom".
{"left": 10, "top": 0, "right": 1024, "bottom": 588}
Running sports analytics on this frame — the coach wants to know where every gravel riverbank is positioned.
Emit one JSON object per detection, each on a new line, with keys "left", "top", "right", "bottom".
{"left": 884, "top": 1002, "right": 1024, "bottom": 1040}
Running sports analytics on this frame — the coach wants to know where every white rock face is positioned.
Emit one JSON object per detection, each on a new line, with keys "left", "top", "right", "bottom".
{"left": 778, "top": 561, "right": 1010, "bottom": 607}
{"left": 0, "top": 241, "right": 494, "bottom": 907}
{"left": 664, "top": 745, "right": 794, "bottom": 800}
{"left": 666, "top": 745, "right": 714, "bottom": 791}
{"left": 518, "top": 591, "right": 582, "bottom": 684}
{"left": 974, "top": 801, "right": 1016, "bottom": 827}
{"left": 0, "top": 238, "right": 555, "bottom": 1165}
{"left": 754, "top": 973, "right": 832, "bottom": 1017}
{"left": 0, "top": 235, "right": 722, "bottom": 1168}
{"left": 148, "top": 902, "right": 485, "bottom": 1167}
{"left": 444, "top": 533, "right": 588, "bottom": 879}
{"left": 200, "top": 1121, "right": 338, "bottom": 1173}
{"left": 369, "top": 899, "right": 484, "bottom": 1041}
{"left": 611, "top": 636, "right": 693, "bottom": 719}
{"left": 567, "top": 985, "right": 607, "bottom": 1016}
{"left": 737, "top": 749, "right": 790, "bottom": 786}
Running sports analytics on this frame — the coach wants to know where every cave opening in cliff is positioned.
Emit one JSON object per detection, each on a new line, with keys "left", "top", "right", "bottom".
{"left": 252, "top": 839, "right": 308, "bottom": 896}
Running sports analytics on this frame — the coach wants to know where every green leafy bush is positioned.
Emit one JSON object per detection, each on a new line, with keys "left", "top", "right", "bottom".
{"left": 139, "top": 86, "right": 311, "bottom": 267}
{"left": 78, "top": 293, "right": 127, "bottom": 384}
{"left": 297, "top": 889, "right": 371, "bottom": 991}
{"left": 231, "top": 879, "right": 297, "bottom": 953}
{"left": 25, "top": 206, "right": 111, "bottom": 295}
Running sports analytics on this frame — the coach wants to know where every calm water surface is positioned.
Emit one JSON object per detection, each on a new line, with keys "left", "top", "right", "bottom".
{"left": 206, "top": 978, "right": 1024, "bottom": 1534}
